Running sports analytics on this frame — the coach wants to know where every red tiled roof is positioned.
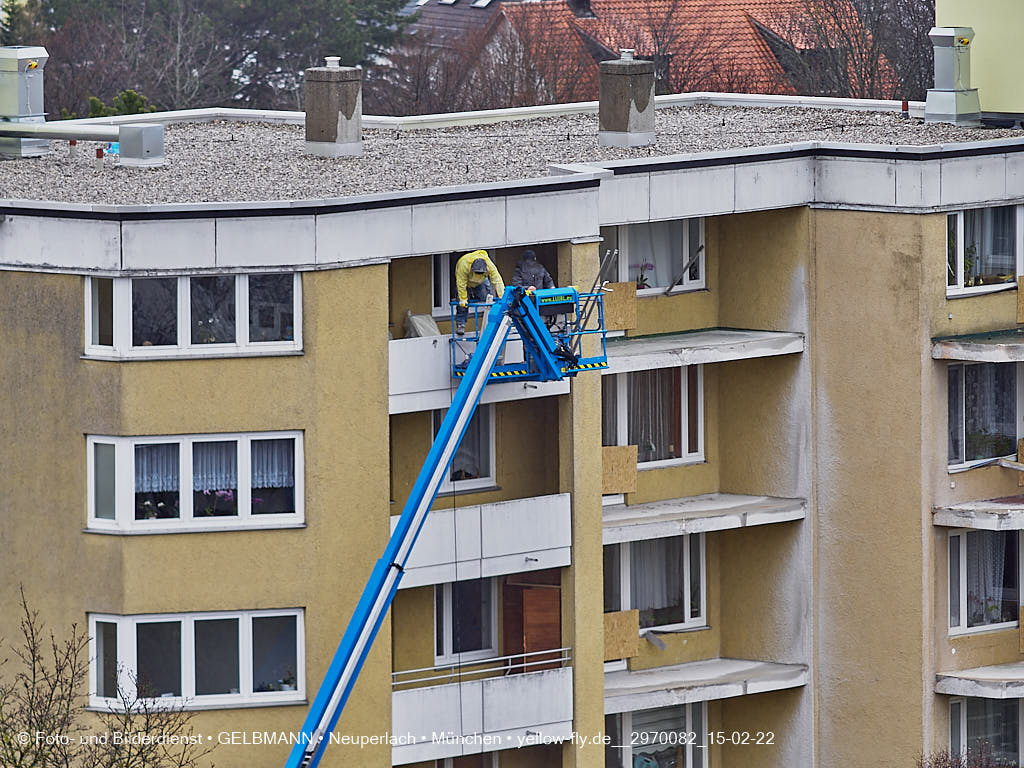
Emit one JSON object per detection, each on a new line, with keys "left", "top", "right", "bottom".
{"left": 499, "top": 0, "right": 894, "bottom": 100}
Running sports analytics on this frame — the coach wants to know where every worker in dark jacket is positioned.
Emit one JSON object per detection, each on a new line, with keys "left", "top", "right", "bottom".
{"left": 511, "top": 249, "right": 554, "bottom": 291}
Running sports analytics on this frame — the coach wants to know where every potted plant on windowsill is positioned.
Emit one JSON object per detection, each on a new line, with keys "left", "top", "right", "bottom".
{"left": 280, "top": 670, "right": 296, "bottom": 692}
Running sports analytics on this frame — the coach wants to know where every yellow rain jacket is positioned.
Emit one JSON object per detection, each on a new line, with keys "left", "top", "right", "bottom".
{"left": 455, "top": 249, "right": 505, "bottom": 304}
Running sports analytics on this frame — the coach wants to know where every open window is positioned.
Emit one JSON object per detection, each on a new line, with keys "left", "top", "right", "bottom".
{"left": 601, "top": 219, "right": 705, "bottom": 295}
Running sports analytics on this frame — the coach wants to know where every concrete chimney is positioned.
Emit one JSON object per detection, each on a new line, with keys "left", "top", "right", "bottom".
{"left": 304, "top": 56, "right": 362, "bottom": 157}
{"left": 0, "top": 45, "right": 49, "bottom": 158}
{"left": 925, "top": 27, "right": 981, "bottom": 126}
{"left": 598, "top": 49, "right": 655, "bottom": 147}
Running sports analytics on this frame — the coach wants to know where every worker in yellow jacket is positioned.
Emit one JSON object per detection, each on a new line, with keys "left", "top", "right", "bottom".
{"left": 454, "top": 249, "right": 505, "bottom": 335}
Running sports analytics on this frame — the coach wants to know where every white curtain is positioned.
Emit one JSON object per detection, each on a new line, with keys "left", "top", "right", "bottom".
{"left": 192, "top": 441, "right": 237, "bottom": 492}
{"left": 626, "top": 220, "right": 684, "bottom": 288}
{"left": 966, "top": 206, "right": 1015, "bottom": 277}
{"left": 628, "top": 369, "right": 679, "bottom": 462}
{"left": 631, "top": 537, "right": 683, "bottom": 612}
{"left": 967, "top": 530, "right": 1007, "bottom": 626}
{"left": 134, "top": 443, "right": 179, "bottom": 492}
{"left": 252, "top": 439, "right": 294, "bottom": 489}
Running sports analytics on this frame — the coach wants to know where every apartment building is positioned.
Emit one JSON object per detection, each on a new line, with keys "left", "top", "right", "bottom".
{"left": 5, "top": 54, "right": 1024, "bottom": 768}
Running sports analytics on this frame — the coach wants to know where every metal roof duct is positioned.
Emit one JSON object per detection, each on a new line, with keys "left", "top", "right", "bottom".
{"left": 0, "top": 45, "right": 49, "bottom": 157}
{"left": 925, "top": 27, "right": 982, "bottom": 126}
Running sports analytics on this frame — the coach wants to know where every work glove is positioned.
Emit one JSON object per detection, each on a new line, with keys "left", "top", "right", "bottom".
{"left": 459, "top": 300, "right": 468, "bottom": 308}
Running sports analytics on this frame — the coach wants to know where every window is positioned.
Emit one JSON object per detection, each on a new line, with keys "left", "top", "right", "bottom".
{"left": 432, "top": 253, "right": 458, "bottom": 316}
{"left": 604, "top": 535, "right": 705, "bottom": 631}
{"left": 950, "top": 697, "right": 1020, "bottom": 765}
{"left": 600, "top": 219, "right": 705, "bottom": 295}
{"left": 88, "top": 610, "right": 303, "bottom": 709}
{"left": 948, "top": 530, "right": 1020, "bottom": 633}
{"left": 434, "top": 578, "right": 498, "bottom": 663}
{"left": 432, "top": 405, "right": 494, "bottom": 492}
{"left": 87, "top": 432, "right": 303, "bottom": 533}
{"left": 602, "top": 367, "right": 703, "bottom": 467}
{"left": 947, "top": 206, "right": 1022, "bottom": 294}
{"left": 84, "top": 273, "right": 301, "bottom": 357}
{"left": 606, "top": 704, "right": 708, "bottom": 768}
{"left": 947, "top": 362, "right": 1019, "bottom": 468}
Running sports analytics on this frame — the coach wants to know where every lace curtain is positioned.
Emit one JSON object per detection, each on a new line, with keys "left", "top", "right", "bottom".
{"left": 193, "top": 441, "right": 237, "bottom": 492}
{"left": 134, "top": 443, "right": 179, "bottom": 492}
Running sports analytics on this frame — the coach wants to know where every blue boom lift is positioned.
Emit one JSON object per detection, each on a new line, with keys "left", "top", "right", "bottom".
{"left": 286, "top": 283, "right": 608, "bottom": 768}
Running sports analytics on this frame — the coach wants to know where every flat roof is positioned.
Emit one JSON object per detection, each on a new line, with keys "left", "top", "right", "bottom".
{"left": 934, "top": 495, "right": 1024, "bottom": 530}
{"left": 604, "top": 657, "right": 808, "bottom": 713}
{"left": 605, "top": 328, "right": 804, "bottom": 373}
{"left": 937, "top": 662, "right": 1024, "bottom": 699}
{"left": 2, "top": 100, "right": 1022, "bottom": 206}
{"left": 603, "top": 493, "right": 805, "bottom": 544}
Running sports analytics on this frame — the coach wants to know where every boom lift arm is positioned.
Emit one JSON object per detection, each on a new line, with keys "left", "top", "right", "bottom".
{"left": 286, "top": 285, "right": 606, "bottom": 768}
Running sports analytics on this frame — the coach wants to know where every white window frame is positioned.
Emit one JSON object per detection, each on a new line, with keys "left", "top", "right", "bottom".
{"left": 947, "top": 361, "right": 1024, "bottom": 472}
{"left": 604, "top": 366, "right": 704, "bottom": 469}
{"left": 946, "top": 206, "right": 1024, "bottom": 297}
{"left": 432, "top": 405, "right": 496, "bottom": 493}
{"left": 431, "top": 252, "right": 456, "bottom": 318}
{"left": 610, "top": 535, "right": 706, "bottom": 633}
{"left": 613, "top": 218, "right": 706, "bottom": 296}
{"left": 611, "top": 703, "right": 708, "bottom": 768}
{"left": 949, "top": 696, "right": 1023, "bottom": 763}
{"left": 84, "top": 273, "right": 302, "bottom": 359}
{"left": 947, "top": 528, "right": 1022, "bottom": 636}
{"left": 433, "top": 579, "right": 499, "bottom": 665}
{"left": 86, "top": 431, "right": 304, "bottom": 533}
{"left": 87, "top": 609, "right": 304, "bottom": 710}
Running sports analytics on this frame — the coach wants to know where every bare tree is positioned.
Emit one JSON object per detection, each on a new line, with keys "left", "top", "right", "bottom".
{"left": 79, "top": 672, "right": 214, "bottom": 768}
{"left": 917, "top": 744, "right": 1001, "bottom": 768}
{"left": 0, "top": 587, "right": 89, "bottom": 768}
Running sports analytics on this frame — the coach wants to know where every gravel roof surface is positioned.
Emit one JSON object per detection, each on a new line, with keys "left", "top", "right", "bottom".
{"left": 1, "top": 104, "right": 1022, "bottom": 205}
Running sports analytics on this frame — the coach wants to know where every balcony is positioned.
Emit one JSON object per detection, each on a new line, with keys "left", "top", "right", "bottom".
{"left": 391, "top": 649, "right": 574, "bottom": 765}
{"left": 391, "top": 493, "right": 572, "bottom": 588}
{"left": 388, "top": 333, "right": 568, "bottom": 414}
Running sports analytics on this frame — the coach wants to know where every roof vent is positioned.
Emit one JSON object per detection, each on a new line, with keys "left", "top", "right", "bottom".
{"left": 0, "top": 45, "right": 49, "bottom": 157}
{"left": 304, "top": 56, "right": 363, "bottom": 157}
{"left": 925, "top": 27, "right": 981, "bottom": 126}
{"left": 598, "top": 49, "right": 655, "bottom": 147}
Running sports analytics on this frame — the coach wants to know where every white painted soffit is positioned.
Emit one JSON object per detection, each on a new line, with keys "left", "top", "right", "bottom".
{"left": 604, "top": 657, "right": 808, "bottom": 714}
{"left": 934, "top": 496, "right": 1024, "bottom": 530}
{"left": 937, "top": 662, "right": 1024, "bottom": 699}
{"left": 604, "top": 329, "right": 804, "bottom": 374}
{"left": 932, "top": 330, "right": 1024, "bottom": 363}
{"left": 603, "top": 493, "right": 805, "bottom": 545}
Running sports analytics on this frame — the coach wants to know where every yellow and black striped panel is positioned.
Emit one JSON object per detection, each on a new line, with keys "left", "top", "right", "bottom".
{"left": 560, "top": 361, "right": 609, "bottom": 373}
{"left": 453, "top": 369, "right": 530, "bottom": 378}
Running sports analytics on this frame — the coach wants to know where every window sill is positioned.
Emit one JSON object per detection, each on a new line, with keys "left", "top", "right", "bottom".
{"left": 86, "top": 697, "right": 307, "bottom": 713}
{"left": 638, "top": 457, "right": 705, "bottom": 471}
{"left": 82, "top": 348, "right": 303, "bottom": 362}
{"left": 636, "top": 286, "right": 707, "bottom": 298}
{"left": 641, "top": 623, "right": 710, "bottom": 636}
{"left": 946, "top": 282, "right": 1016, "bottom": 300}
{"left": 948, "top": 622, "right": 1018, "bottom": 638}
{"left": 435, "top": 484, "right": 501, "bottom": 498}
{"left": 947, "top": 454, "right": 1014, "bottom": 474}
{"left": 84, "top": 521, "right": 306, "bottom": 535}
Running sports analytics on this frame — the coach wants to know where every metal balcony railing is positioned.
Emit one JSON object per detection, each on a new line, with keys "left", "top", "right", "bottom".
{"left": 392, "top": 647, "right": 572, "bottom": 691}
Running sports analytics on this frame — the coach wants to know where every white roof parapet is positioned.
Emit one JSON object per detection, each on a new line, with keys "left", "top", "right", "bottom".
{"left": 937, "top": 663, "right": 1024, "bottom": 699}
{"left": 603, "top": 493, "right": 805, "bottom": 544}
{"left": 934, "top": 496, "right": 1024, "bottom": 530}
{"left": 604, "top": 657, "right": 808, "bottom": 714}
{"left": 604, "top": 329, "right": 804, "bottom": 374}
